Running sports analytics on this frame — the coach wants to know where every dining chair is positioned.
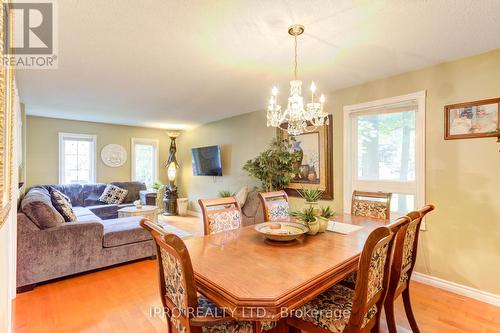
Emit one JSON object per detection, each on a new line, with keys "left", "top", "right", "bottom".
{"left": 258, "top": 190, "right": 290, "bottom": 222}
{"left": 384, "top": 204, "right": 435, "bottom": 333}
{"left": 140, "top": 219, "right": 255, "bottom": 333}
{"left": 351, "top": 191, "right": 392, "bottom": 220}
{"left": 287, "top": 217, "right": 410, "bottom": 333}
{"left": 198, "top": 197, "right": 243, "bottom": 235}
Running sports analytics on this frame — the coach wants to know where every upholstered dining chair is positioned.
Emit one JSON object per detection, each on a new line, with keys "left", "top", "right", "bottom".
{"left": 258, "top": 190, "right": 290, "bottom": 222}
{"left": 140, "top": 219, "right": 255, "bottom": 333}
{"left": 384, "top": 204, "right": 435, "bottom": 333}
{"left": 351, "top": 191, "right": 392, "bottom": 220}
{"left": 198, "top": 197, "right": 243, "bottom": 235}
{"left": 287, "top": 217, "right": 410, "bottom": 333}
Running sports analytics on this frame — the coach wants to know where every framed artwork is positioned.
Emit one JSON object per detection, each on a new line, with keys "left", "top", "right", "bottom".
{"left": 277, "top": 114, "right": 333, "bottom": 200}
{"left": 0, "top": 3, "right": 15, "bottom": 228}
{"left": 444, "top": 98, "right": 500, "bottom": 140}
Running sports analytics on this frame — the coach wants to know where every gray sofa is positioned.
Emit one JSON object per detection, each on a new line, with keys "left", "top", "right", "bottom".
{"left": 17, "top": 181, "right": 156, "bottom": 291}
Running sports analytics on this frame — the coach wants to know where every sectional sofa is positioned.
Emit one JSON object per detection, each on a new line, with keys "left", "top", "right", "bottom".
{"left": 17, "top": 181, "right": 156, "bottom": 291}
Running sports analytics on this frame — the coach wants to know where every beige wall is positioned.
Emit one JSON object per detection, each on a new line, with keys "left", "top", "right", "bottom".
{"left": 179, "top": 49, "right": 500, "bottom": 294}
{"left": 26, "top": 116, "right": 171, "bottom": 187}
{"left": 178, "top": 110, "right": 275, "bottom": 210}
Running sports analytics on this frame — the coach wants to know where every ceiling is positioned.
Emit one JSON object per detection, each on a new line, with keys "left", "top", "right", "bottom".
{"left": 17, "top": 0, "right": 500, "bottom": 129}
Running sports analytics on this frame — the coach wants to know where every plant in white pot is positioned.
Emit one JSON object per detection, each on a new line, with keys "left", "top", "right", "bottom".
{"left": 299, "top": 188, "right": 323, "bottom": 215}
{"left": 317, "top": 206, "right": 335, "bottom": 233}
{"left": 290, "top": 206, "right": 320, "bottom": 235}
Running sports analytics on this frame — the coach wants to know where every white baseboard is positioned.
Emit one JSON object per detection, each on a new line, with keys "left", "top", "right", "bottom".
{"left": 412, "top": 272, "right": 500, "bottom": 307}
{"left": 186, "top": 210, "right": 202, "bottom": 217}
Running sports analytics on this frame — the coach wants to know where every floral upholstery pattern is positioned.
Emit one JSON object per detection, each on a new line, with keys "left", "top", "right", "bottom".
{"left": 267, "top": 200, "right": 289, "bottom": 221}
{"left": 197, "top": 294, "right": 254, "bottom": 333}
{"left": 208, "top": 210, "right": 242, "bottom": 234}
{"left": 352, "top": 200, "right": 388, "bottom": 219}
{"left": 341, "top": 272, "right": 357, "bottom": 287}
{"left": 294, "top": 284, "right": 377, "bottom": 332}
{"left": 400, "top": 272, "right": 409, "bottom": 284}
{"left": 367, "top": 243, "right": 389, "bottom": 301}
{"left": 160, "top": 248, "right": 187, "bottom": 314}
{"left": 160, "top": 248, "right": 188, "bottom": 333}
{"left": 402, "top": 223, "right": 418, "bottom": 268}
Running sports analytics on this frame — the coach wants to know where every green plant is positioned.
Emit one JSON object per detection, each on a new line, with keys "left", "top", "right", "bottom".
{"left": 290, "top": 206, "right": 317, "bottom": 224}
{"left": 320, "top": 206, "right": 335, "bottom": 219}
{"left": 218, "top": 190, "right": 235, "bottom": 198}
{"left": 152, "top": 181, "right": 163, "bottom": 191}
{"left": 299, "top": 188, "right": 323, "bottom": 203}
{"left": 243, "top": 138, "right": 301, "bottom": 192}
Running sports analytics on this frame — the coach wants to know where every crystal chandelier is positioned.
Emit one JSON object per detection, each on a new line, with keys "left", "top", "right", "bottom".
{"left": 267, "top": 24, "right": 328, "bottom": 136}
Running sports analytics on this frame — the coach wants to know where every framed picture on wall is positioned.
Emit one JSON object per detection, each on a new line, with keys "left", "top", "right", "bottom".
{"left": 444, "top": 98, "right": 500, "bottom": 140}
{"left": 277, "top": 114, "right": 333, "bottom": 200}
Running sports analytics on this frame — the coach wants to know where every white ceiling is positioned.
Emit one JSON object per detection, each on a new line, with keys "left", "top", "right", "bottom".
{"left": 17, "top": 0, "right": 500, "bottom": 129}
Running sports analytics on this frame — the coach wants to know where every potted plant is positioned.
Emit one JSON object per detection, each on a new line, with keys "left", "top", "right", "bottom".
{"left": 218, "top": 190, "right": 235, "bottom": 198}
{"left": 290, "top": 206, "right": 320, "bottom": 235}
{"left": 243, "top": 138, "right": 301, "bottom": 192}
{"left": 317, "top": 206, "right": 335, "bottom": 233}
{"left": 299, "top": 188, "right": 323, "bottom": 204}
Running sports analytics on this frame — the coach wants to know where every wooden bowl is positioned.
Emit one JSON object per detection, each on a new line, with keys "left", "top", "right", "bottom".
{"left": 254, "top": 222, "right": 308, "bottom": 242}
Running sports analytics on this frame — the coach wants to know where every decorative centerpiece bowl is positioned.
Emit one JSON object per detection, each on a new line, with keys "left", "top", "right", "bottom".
{"left": 254, "top": 222, "right": 308, "bottom": 242}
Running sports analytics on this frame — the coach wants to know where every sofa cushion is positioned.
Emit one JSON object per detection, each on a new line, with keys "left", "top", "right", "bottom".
{"left": 101, "top": 216, "right": 152, "bottom": 248}
{"left": 99, "top": 184, "right": 128, "bottom": 204}
{"left": 50, "top": 189, "right": 77, "bottom": 222}
{"left": 44, "top": 184, "right": 85, "bottom": 207}
{"left": 22, "top": 187, "right": 65, "bottom": 229}
{"left": 111, "top": 181, "right": 146, "bottom": 203}
{"left": 73, "top": 206, "right": 102, "bottom": 222}
{"left": 82, "top": 183, "right": 108, "bottom": 206}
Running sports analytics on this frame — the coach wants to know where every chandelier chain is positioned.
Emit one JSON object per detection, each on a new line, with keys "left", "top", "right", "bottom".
{"left": 294, "top": 34, "right": 298, "bottom": 80}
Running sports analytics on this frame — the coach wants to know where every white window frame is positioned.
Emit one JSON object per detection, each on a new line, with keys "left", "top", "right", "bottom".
{"left": 58, "top": 132, "right": 97, "bottom": 184}
{"left": 131, "top": 137, "right": 159, "bottom": 186}
{"left": 343, "top": 91, "right": 426, "bottom": 226}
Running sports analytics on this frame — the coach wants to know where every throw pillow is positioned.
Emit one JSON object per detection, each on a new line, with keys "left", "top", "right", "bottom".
{"left": 49, "top": 187, "right": 72, "bottom": 205}
{"left": 99, "top": 184, "right": 128, "bottom": 204}
{"left": 50, "top": 189, "right": 77, "bottom": 222}
{"left": 234, "top": 185, "right": 248, "bottom": 207}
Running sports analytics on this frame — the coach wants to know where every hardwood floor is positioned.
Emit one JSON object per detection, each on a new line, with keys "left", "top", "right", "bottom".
{"left": 13, "top": 216, "right": 500, "bottom": 333}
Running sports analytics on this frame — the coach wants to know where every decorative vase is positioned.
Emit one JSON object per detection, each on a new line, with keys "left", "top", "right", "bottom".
{"left": 299, "top": 165, "right": 310, "bottom": 180}
{"left": 307, "top": 166, "right": 317, "bottom": 182}
{"left": 306, "top": 218, "right": 320, "bottom": 235}
{"left": 305, "top": 201, "right": 320, "bottom": 215}
{"left": 317, "top": 216, "right": 329, "bottom": 233}
{"left": 291, "top": 141, "right": 304, "bottom": 179}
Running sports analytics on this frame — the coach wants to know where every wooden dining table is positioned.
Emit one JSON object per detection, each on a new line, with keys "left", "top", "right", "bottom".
{"left": 183, "top": 213, "right": 396, "bottom": 327}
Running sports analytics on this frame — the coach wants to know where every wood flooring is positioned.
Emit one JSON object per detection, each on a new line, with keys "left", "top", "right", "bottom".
{"left": 12, "top": 215, "right": 500, "bottom": 333}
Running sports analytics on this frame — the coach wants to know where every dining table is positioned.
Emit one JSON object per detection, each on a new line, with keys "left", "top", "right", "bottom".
{"left": 183, "top": 213, "right": 397, "bottom": 332}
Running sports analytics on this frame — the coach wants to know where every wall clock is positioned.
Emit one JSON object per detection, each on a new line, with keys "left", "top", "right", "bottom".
{"left": 101, "top": 144, "right": 127, "bottom": 167}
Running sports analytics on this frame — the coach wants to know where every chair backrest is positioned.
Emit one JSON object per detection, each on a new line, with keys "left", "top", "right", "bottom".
{"left": 258, "top": 191, "right": 290, "bottom": 222}
{"left": 347, "top": 217, "right": 410, "bottom": 332}
{"left": 387, "top": 205, "right": 435, "bottom": 297}
{"left": 198, "top": 197, "right": 242, "bottom": 235}
{"left": 140, "top": 219, "right": 198, "bottom": 333}
{"left": 351, "top": 191, "right": 392, "bottom": 220}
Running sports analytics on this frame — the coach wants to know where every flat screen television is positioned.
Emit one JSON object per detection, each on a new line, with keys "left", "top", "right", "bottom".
{"left": 191, "top": 145, "right": 222, "bottom": 176}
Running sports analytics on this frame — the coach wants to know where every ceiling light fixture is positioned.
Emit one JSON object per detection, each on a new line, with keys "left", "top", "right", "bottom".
{"left": 266, "top": 24, "right": 328, "bottom": 136}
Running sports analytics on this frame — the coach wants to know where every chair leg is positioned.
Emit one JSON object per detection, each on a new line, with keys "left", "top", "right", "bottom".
{"left": 402, "top": 287, "right": 420, "bottom": 333}
{"left": 384, "top": 297, "right": 398, "bottom": 333}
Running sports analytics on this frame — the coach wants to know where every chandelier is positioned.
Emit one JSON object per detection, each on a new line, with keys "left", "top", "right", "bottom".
{"left": 267, "top": 24, "right": 328, "bottom": 136}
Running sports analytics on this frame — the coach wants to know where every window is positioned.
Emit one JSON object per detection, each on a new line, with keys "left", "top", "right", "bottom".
{"left": 131, "top": 138, "right": 159, "bottom": 188}
{"left": 58, "top": 133, "right": 96, "bottom": 184}
{"left": 344, "top": 91, "right": 425, "bottom": 216}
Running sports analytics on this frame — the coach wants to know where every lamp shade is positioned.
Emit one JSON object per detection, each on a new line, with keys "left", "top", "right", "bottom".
{"left": 167, "top": 162, "right": 177, "bottom": 182}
